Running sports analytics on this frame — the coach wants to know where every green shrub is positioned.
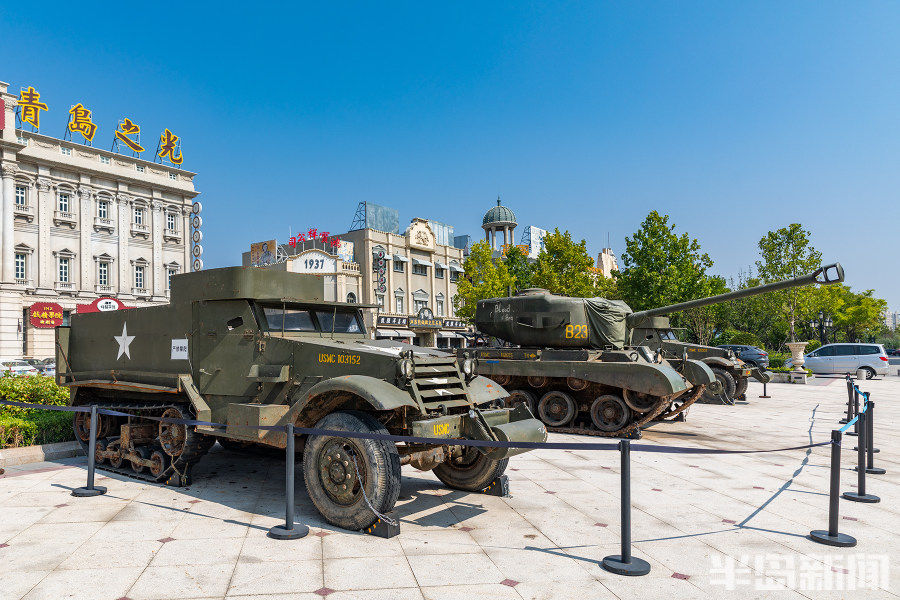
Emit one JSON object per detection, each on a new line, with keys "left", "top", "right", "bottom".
{"left": 805, "top": 339, "right": 821, "bottom": 352}
{"left": 0, "top": 375, "right": 74, "bottom": 448}
{"left": 768, "top": 352, "right": 790, "bottom": 369}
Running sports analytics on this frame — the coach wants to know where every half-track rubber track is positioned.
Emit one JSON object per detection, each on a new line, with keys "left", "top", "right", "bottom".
{"left": 74, "top": 401, "right": 214, "bottom": 486}
{"left": 496, "top": 376, "right": 706, "bottom": 439}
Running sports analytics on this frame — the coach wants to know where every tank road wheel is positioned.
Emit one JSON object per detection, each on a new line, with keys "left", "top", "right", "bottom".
{"left": 148, "top": 449, "right": 166, "bottom": 478}
{"left": 590, "top": 395, "right": 631, "bottom": 432}
{"left": 94, "top": 439, "right": 108, "bottom": 465}
{"left": 538, "top": 391, "right": 577, "bottom": 427}
{"left": 108, "top": 444, "right": 125, "bottom": 469}
{"left": 702, "top": 368, "right": 736, "bottom": 404}
{"left": 507, "top": 389, "right": 537, "bottom": 414}
{"left": 434, "top": 447, "right": 509, "bottom": 491}
{"left": 566, "top": 377, "right": 588, "bottom": 392}
{"left": 622, "top": 389, "right": 658, "bottom": 413}
{"left": 302, "top": 411, "right": 401, "bottom": 531}
{"left": 527, "top": 375, "right": 549, "bottom": 389}
{"left": 159, "top": 408, "right": 188, "bottom": 458}
{"left": 734, "top": 376, "right": 749, "bottom": 400}
{"left": 130, "top": 447, "right": 149, "bottom": 474}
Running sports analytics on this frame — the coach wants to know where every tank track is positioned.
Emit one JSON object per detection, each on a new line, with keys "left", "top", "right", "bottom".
{"left": 655, "top": 384, "right": 706, "bottom": 421}
{"left": 74, "top": 401, "right": 214, "bottom": 487}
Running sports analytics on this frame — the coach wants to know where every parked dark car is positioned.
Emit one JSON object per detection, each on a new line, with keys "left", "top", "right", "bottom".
{"left": 718, "top": 344, "right": 769, "bottom": 369}
{"left": 886, "top": 348, "right": 900, "bottom": 357}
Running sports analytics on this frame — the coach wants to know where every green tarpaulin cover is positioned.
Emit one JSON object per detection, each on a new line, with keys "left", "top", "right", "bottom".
{"left": 585, "top": 298, "right": 633, "bottom": 349}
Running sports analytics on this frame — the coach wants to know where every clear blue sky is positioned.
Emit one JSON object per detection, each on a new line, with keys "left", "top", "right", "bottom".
{"left": 3, "top": 3, "right": 898, "bottom": 308}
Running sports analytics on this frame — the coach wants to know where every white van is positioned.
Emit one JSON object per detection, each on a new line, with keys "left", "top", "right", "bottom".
{"left": 788, "top": 343, "right": 889, "bottom": 378}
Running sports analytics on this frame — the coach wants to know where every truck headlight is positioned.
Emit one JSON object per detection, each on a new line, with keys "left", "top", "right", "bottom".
{"left": 461, "top": 358, "right": 475, "bottom": 377}
{"left": 399, "top": 358, "right": 415, "bottom": 379}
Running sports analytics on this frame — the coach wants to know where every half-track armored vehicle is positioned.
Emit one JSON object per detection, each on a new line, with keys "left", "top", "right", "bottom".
{"left": 56, "top": 267, "right": 546, "bottom": 530}
{"left": 627, "top": 263, "right": 845, "bottom": 402}
{"left": 467, "top": 294, "right": 718, "bottom": 437}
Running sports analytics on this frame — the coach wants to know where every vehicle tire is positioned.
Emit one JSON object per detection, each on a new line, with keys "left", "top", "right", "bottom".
{"left": 302, "top": 411, "right": 401, "bottom": 531}
{"left": 733, "top": 376, "right": 749, "bottom": 400}
{"left": 861, "top": 367, "right": 876, "bottom": 380}
{"left": 537, "top": 391, "right": 577, "bottom": 427}
{"left": 507, "top": 389, "right": 537, "bottom": 414}
{"left": 702, "top": 368, "right": 736, "bottom": 404}
{"left": 434, "top": 447, "right": 508, "bottom": 492}
{"left": 130, "top": 446, "right": 149, "bottom": 474}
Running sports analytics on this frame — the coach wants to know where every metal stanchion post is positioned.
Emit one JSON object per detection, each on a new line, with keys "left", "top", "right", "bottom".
{"left": 268, "top": 423, "right": 309, "bottom": 539}
{"left": 840, "top": 377, "right": 853, "bottom": 424}
{"left": 861, "top": 400, "right": 885, "bottom": 475}
{"left": 602, "top": 440, "right": 650, "bottom": 576}
{"left": 72, "top": 405, "right": 107, "bottom": 497}
{"left": 842, "top": 408, "right": 879, "bottom": 503}
{"left": 846, "top": 388, "right": 859, "bottom": 437}
{"left": 759, "top": 381, "right": 771, "bottom": 399}
{"left": 810, "top": 430, "right": 856, "bottom": 546}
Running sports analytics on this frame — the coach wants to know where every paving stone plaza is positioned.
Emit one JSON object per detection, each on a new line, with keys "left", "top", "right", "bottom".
{"left": 1, "top": 377, "right": 896, "bottom": 600}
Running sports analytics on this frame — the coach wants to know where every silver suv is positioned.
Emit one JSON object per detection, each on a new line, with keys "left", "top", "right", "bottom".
{"left": 789, "top": 343, "right": 889, "bottom": 378}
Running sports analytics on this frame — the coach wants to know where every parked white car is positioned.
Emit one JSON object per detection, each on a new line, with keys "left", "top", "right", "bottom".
{"left": 0, "top": 360, "right": 40, "bottom": 376}
{"left": 786, "top": 343, "right": 889, "bottom": 378}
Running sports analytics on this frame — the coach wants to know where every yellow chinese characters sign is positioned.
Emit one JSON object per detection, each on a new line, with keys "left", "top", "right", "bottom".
{"left": 29, "top": 302, "right": 65, "bottom": 328}
{"left": 157, "top": 128, "right": 183, "bottom": 165}
{"left": 67, "top": 103, "right": 98, "bottom": 142}
{"left": 18, "top": 87, "right": 48, "bottom": 129}
{"left": 115, "top": 118, "right": 145, "bottom": 153}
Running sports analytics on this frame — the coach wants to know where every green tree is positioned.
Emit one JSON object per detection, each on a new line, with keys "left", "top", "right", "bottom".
{"left": 531, "top": 229, "right": 598, "bottom": 297}
{"left": 502, "top": 245, "right": 533, "bottom": 291}
{"left": 755, "top": 224, "right": 822, "bottom": 342}
{"left": 616, "top": 211, "right": 714, "bottom": 311}
{"left": 452, "top": 240, "right": 515, "bottom": 320}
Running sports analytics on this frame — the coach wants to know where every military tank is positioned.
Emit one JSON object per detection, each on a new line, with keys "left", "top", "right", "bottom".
{"left": 467, "top": 294, "right": 719, "bottom": 438}
{"left": 627, "top": 263, "right": 845, "bottom": 402}
{"left": 56, "top": 267, "right": 546, "bottom": 531}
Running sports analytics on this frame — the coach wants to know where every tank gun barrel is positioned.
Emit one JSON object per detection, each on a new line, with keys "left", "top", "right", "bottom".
{"left": 627, "top": 262, "right": 844, "bottom": 325}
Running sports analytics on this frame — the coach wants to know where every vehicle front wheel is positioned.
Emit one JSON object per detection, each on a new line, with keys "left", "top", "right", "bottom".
{"left": 433, "top": 447, "right": 508, "bottom": 492}
{"left": 702, "top": 368, "right": 736, "bottom": 404}
{"left": 302, "top": 411, "right": 401, "bottom": 531}
{"left": 733, "top": 376, "right": 749, "bottom": 400}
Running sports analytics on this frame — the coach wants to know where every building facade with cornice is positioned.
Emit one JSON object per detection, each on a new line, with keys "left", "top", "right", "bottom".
{"left": 0, "top": 81, "right": 198, "bottom": 359}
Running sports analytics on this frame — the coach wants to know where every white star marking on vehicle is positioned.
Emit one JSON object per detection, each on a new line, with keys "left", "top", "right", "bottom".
{"left": 433, "top": 389, "right": 450, "bottom": 396}
{"left": 426, "top": 378, "right": 449, "bottom": 384}
{"left": 114, "top": 322, "right": 135, "bottom": 359}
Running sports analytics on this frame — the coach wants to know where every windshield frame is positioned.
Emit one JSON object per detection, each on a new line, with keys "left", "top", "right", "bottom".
{"left": 254, "top": 302, "right": 367, "bottom": 336}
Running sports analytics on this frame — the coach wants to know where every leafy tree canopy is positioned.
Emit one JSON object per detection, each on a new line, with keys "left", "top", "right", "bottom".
{"left": 452, "top": 240, "right": 515, "bottom": 321}
{"left": 531, "top": 229, "right": 599, "bottom": 297}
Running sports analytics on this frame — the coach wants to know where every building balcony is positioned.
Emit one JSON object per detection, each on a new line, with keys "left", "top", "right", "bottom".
{"left": 132, "top": 287, "right": 150, "bottom": 297}
{"left": 14, "top": 204, "right": 34, "bottom": 222}
{"left": 163, "top": 228, "right": 181, "bottom": 242}
{"left": 53, "top": 210, "right": 77, "bottom": 228}
{"left": 95, "top": 284, "right": 114, "bottom": 294}
{"left": 15, "top": 278, "right": 34, "bottom": 289}
{"left": 130, "top": 222, "right": 150, "bottom": 237}
{"left": 55, "top": 281, "right": 76, "bottom": 294}
{"left": 93, "top": 217, "right": 115, "bottom": 233}
{"left": 341, "top": 261, "right": 360, "bottom": 274}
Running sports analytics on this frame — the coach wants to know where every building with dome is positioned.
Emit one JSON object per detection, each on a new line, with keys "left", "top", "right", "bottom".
{"left": 482, "top": 197, "right": 517, "bottom": 251}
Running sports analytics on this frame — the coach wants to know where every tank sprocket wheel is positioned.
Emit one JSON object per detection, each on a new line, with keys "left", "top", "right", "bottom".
{"left": 537, "top": 391, "right": 577, "bottom": 427}
{"left": 73, "top": 412, "right": 92, "bottom": 442}
{"left": 159, "top": 408, "right": 188, "bottom": 457}
{"left": 590, "top": 395, "right": 631, "bottom": 432}
{"left": 622, "top": 389, "right": 659, "bottom": 413}
{"left": 506, "top": 389, "right": 537, "bottom": 414}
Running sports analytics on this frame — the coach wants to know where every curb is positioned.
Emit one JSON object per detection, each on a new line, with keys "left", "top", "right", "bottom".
{"left": 0, "top": 440, "right": 83, "bottom": 467}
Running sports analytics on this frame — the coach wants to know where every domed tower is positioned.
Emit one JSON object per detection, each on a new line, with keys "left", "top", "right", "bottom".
{"left": 482, "top": 197, "right": 517, "bottom": 251}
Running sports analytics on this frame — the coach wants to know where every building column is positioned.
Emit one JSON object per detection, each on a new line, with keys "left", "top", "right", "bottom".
{"left": 1, "top": 163, "right": 18, "bottom": 284}
{"left": 36, "top": 178, "right": 53, "bottom": 292}
{"left": 151, "top": 200, "right": 165, "bottom": 299}
{"left": 183, "top": 206, "right": 192, "bottom": 272}
{"left": 78, "top": 187, "right": 93, "bottom": 294}
{"left": 116, "top": 194, "right": 132, "bottom": 298}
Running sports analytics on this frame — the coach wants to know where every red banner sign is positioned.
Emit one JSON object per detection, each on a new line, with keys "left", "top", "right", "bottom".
{"left": 29, "top": 302, "right": 64, "bottom": 328}
{"left": 76, "top": 297, "right": 130, "bottom": 313}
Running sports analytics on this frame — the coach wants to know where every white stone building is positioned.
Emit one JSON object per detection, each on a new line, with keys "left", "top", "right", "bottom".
{"left": 339, "top": 218, "right": 468, "bottom": 348}
{"left": 0, "top": 81, "right": 198, "bottom": 359}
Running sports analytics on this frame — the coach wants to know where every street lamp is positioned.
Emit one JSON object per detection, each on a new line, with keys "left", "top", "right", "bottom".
{"left": 810, "top": 311, "right": 833, "bottom": 345}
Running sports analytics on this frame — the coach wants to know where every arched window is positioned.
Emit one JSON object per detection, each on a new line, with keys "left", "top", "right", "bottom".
{"left": 346, "top": 292, "right": 357, "bottom": 304}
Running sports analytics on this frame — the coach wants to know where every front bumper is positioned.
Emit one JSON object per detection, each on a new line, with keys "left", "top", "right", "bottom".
{"left": 409, "top": 404, "right": 547, "bottom": 460}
